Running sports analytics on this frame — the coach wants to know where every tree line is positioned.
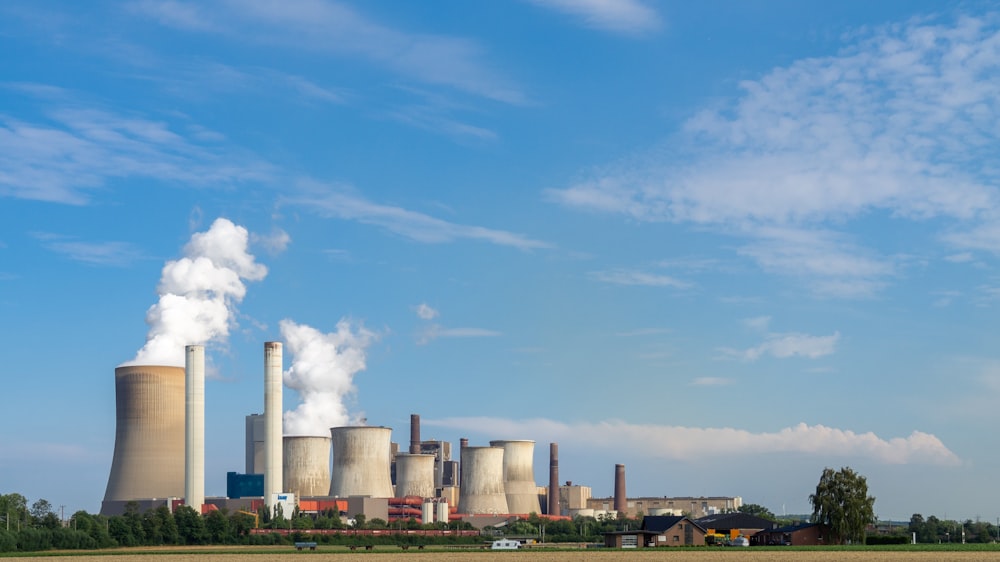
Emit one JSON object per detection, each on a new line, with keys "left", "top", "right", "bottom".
{"left": 0, "top": 492, "right": 642, "bottom": 553}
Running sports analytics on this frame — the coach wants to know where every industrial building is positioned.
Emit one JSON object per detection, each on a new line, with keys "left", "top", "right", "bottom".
{"left": 101, "top": 340, "right": 743, "bottom": 526}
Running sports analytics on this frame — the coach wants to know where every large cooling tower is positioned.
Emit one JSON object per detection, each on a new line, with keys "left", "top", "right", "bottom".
{"left": 394, "top": 453, "right": 436, "bottom": 498}
{"left": 329, "top": 426, "right": 394, "bottom": 498}
{"left": 489, "top": 440, "right": 541, "bottom": 514}
{"left": 103, "top": 365, "right": 185, "bottom": 506}
{"left": 184, "top": 345, "right": 205, "bottom": 510}
{"left": 458, "top": 446, "right": 508, "bottom": 515}
{"left": 264, "top": 342, "right": 283, "bottom": 507}
{"left": 283, "top": 436, "right": 331, "bottom": 497}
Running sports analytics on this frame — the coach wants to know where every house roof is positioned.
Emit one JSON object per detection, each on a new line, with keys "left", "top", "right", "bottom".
{"left": 641, "top": 515, "right": 706, "bottom": 534}
{"left": 694, "top": 512, "right": 776, "bottom": 530}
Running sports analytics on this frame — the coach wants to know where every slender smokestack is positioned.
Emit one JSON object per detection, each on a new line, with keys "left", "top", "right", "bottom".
{"left": 614, "top": 464, "right": 626, "bottom": 514}
{"left": 409, "top": 414, "right": 421, "bottom": 454}
{"left": 264, "top": 342, "right": 283, "bottom": 510}
{"left": 185, "top": 345, "right": 205, "bottom": 511}
{"left": 548, "top": 443, "right": 559, "bottom": 516}
{"left": 460, "top": 437, "right": 469, "bottom": 449}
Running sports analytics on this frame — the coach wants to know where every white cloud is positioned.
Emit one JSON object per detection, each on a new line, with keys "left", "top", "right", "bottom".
{"left": 944, "top": 252, "right": 975, "bottom": 263}
{"left": 743, "top": 315, "right": 771, "bottom": 332}
{"left": 589, "top": 268, "right": 690, "bottom": 288}
{"left": 548, "top": 15, "right": 1000, "bottom": 295}
{"left": 722, "top": 331, "right": 840, "bottom": 361}
{"left": 427, "top": 417, "right": 961, "bottom": 466}
{"left": 414, "top": 303, "right": 439, "bottom": 320}
{"left": 284, "top": 179, "right": 549, "bottom": 250}
{"left": 528, "top": 0, "right": 661, "bottom": 35}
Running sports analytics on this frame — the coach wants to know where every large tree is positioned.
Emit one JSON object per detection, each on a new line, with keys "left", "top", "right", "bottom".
{"left": 738, "top": 503, "right": 776, "bottom": 520}
{"left": 809, "top": 466, "right": 876, "bottom": 544}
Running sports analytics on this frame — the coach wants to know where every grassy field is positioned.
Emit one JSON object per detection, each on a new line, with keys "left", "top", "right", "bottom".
{"left": 7, "top": 545, "right": 1000, "bottom": 560}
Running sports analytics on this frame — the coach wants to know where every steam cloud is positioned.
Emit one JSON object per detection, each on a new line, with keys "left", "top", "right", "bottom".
{"left": 125, "top": 218, "right": 267, "bottom": 366}
{"left": 281, "top": 319, "right": 377, "bottom": 436}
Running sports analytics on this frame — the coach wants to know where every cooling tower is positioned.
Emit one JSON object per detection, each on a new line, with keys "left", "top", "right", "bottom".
{"left": 264, "top": 342, "right": 283, "bottom": 508}
{"left": 458, "top": 446, "right": 508, "bottom": 515}
{"left": 103, "top": 365, "right": 185, "bottom": 507}
{"left": 283, "top": 436, "right": 331, "bottom": 497}
{"left": 614, "top": 464, "right": 626, "bottom": 513}
{"left": 548, "top": 443, "right": 560, "bottom": 516}
{"left": 329, "top": 426, "right": 394, "bottom": 498}
{"left": 489, "top": 440, "right": 541, "bottom": 514}
{"left": 184, "top": 345, "right": 205, "bottom": 510}
{"left": 394, "top": 453, "right": 436, "bottom": 498}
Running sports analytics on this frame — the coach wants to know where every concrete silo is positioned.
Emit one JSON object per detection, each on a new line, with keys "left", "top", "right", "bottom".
{"left": 394, "top": 453, "right": 436, "bottom": 498}
{"left": 283, "top": 436, "right": 331, "bottom": 497}
{"left": 103, "top": 365, "right": 185, "bottom": 510}
{"left": 329, "top": 426, "right": 394, "bottom": 498}
{"left": 264, "top": 342, "right": 283, "bottom": 509}
{"left": 489, "top": 440, "right": 541, "bottom": 515}
{"left": 185, "top": 345, "right": 205, "bottom": 511}
{"left": 458, "top": 446, "right": 508, "bottom": 515}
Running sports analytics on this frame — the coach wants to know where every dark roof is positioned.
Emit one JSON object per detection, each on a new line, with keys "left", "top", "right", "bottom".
{"left": 641, "top": 515, "right": 706, "bottom": 534}
{"left": 756, "top": 522, "right": 819, "bottom": 534}
{"left": 694, "top": 512, "right": 775, "bottom": 530}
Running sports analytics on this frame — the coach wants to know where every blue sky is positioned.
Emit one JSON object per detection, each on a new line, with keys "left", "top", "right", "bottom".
{"left": 2, "top": 0, "right": 999, "bottom": 521}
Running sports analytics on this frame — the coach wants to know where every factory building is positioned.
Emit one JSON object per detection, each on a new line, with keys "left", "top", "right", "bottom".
{"left": 586, "top": 495, "right": 743, "bottom": 519}
{"left": 245, "top": 414, "right": 265, "bottom": 474}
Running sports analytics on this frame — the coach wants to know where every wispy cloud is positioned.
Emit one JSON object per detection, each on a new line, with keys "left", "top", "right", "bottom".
{"left": 252, "top": 228, "right": 291, "bottom": 255}
{"left": 527, "top": 0, "right": 661, "bottom": 36}
{"left": 690, "top": 377, "right": 733, "bottom": 387}
{"left": 548, "top": 15, "right": 1000, "bottom": 296}
{"left": 743, "top": 315, "right": 772, "bottom": 331}
{"left": 0, "top": 93, "right": 270, "bottom": 204}
{"left": 32, "top": 232, "right": 145, "bottom": 266}
{"left": 589, "top": 268, "right": 690, "bottom": 288}
{"left": 130, "top": 0, "right": 526, "bottom": 104}
{"left": 417, "top": 325, "right": 502, "bottom": 345}
{"left": 427, "top": 417, "right": 960, "bottom": 466}
{"left": 721, "top": 331, "right": 840, "bottom": 361}
{"left": 284, "top": 179, "right": 549, "bottom": 250}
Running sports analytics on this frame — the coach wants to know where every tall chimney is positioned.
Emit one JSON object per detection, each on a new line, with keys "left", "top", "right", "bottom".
{"left": 548, "top": 443, "right": 560, "bottom": 516}
{"left": 409, "top": 414, "right": 421, "bottom": 454}
{"left": 264, "top": 342, "right": 283, "bottom": 510}
{"left": 184, "top": 345, "right": 205, "bottom": 512}
{"left": 460, "top": 437, "right": 469, "bottom": 449}
{"left": 614, "top": 464, "right": 626, "bottom": 514}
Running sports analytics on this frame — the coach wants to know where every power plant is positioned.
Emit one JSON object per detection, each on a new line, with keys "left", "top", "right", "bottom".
{"left": 99, "top": 338, "right": 639, "bottom": 524}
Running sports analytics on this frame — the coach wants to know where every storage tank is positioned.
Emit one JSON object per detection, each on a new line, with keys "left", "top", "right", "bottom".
{"left": 489, "top": 440, "right": 541, "bottom": 515}
{"left": 329, "top": 426, "right": 394, "bottom": 498}
{"left": 458, "top": 446, "right": 508, "bottom": 515}
{"left": 283, "top": 436, "right": 331, "bottom": 497}
{"left": 421, "top": 500, "right": 434, "bottom": 524}
{"left": 394, "top": 453, "right": 436, "bottom": 498}
{"left": 436, "top": 500, "right": 449, "bottom": 523}
{"left": 103, "top": 365, "right": 185, "bottom": 510}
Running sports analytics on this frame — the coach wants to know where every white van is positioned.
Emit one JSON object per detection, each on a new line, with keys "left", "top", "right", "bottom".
{"left": 491, "top": 539, "right": 521, "bottom": 550}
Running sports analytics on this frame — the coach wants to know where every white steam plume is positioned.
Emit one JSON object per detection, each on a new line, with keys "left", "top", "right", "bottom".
{"left": 125, "top": 218, "right": 267, "bottom": 366}
{"left": 281, "top": 319, "right": 377, "bottom": 436}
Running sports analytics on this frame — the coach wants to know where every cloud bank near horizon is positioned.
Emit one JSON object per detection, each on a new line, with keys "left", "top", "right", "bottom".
{"left": 427, "top": 417, "right": 960, "bottom": 466}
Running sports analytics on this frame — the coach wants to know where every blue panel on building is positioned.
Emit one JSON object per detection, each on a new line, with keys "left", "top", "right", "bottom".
{"left": 227, "top": 471, "right": 264, "bottom": 499}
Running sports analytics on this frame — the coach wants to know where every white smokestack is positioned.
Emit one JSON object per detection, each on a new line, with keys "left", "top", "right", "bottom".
{"left": 280, "top": 319, "right": 376, "bottom": 437}
{"left": 264, "top": 341, "right": 283, "bottom": 510}
{"left": 126, "top": 218, "right": 267, "bottom": 367}
{"left": 184, "top": 344, "right": 205, "bottom": 511}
